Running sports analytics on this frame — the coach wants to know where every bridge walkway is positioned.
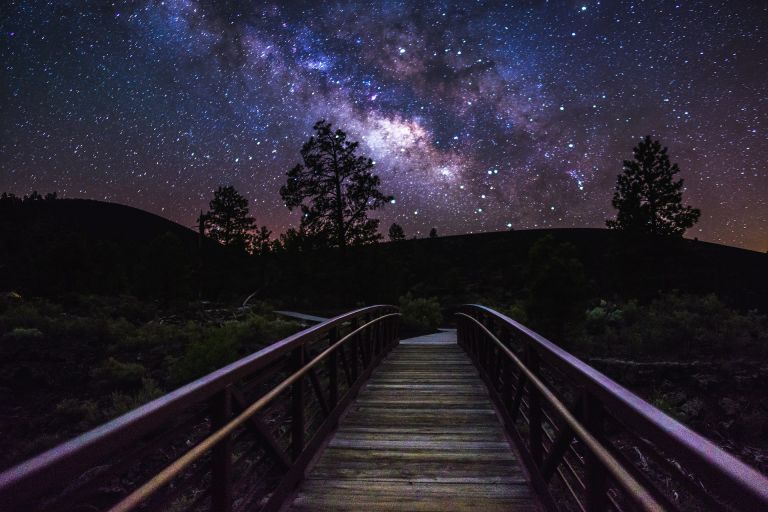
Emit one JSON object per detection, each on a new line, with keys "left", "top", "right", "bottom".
{"left": 286, "top": 330, "right": 541, "bottom": 511}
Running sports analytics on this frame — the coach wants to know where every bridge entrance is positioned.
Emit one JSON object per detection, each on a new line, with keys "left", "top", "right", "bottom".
{"left": 287, "top": 330, "right": 539, "bottom": 511}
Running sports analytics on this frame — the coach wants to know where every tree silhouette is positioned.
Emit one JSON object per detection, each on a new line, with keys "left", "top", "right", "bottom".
{"left": 388, "top": 223, "right": 405, "bottom": 241}
{"left": 429, "top": 227, "right": 438, "bottom": 238}
{"left": 280, "top": 120, "right": 393, "bottom": 248}
{"left": 606, "top": 136, "right": 700, "bottom": 236}
{"left": 525, "top": 235, "right": 586, "bottom": 347}
{"left": 251, "top": 225, "right": 272, "bottom": 255}
{"left": 275, "top": 226, "right": 324, "bottom": 253}
{"left": 199, "top": 186, "right": 255, "bottom": 251}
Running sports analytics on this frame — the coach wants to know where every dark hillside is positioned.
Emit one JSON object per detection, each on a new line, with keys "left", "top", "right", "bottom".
{"left": 1, "top": 198, "right": 764, "bottom": 312}
{"left": 0, "top": 198, "right": 198, "bottom": 244}
{"left": 257, "top": 229, "right": 767, "bottom": 312}
{"left": 0, "top": 198, "right": 246, "bottom": 298}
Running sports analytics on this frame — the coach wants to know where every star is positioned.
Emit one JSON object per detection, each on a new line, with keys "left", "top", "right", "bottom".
{"left": 0, "top": 0, "right": 764, "bottom": 250}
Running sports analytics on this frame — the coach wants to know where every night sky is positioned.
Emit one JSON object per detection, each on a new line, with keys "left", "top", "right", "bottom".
{"left": 1, "top": 1, "right": 766, "bottom": 250}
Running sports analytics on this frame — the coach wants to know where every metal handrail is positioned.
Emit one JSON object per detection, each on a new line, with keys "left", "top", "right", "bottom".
{"left": 456, "top": 305, "right": 768, "bottom": 511}
{"left": 0, "top": 305, "right": 400, "bottom": 511}
{"left": 108, "top": 313, "right": 400, "bottom": 512}
{"left": 456, "top": 313, "right": 662, "bottom": 511}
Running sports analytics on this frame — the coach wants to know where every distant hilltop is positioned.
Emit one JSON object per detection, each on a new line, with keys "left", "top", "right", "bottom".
{"left": 0, "top": 196, "right": 765, "bottom": 312}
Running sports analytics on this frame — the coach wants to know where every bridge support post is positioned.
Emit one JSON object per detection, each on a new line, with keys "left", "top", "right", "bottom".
{"left": 291, "top": 347, "right": 305, "bottom": 460}
{"left": 328, "top": 328, "right": 339, "bottom": 409}
{"left": 584, "top": 392, "right": 608, "bottom": 512}
{"left": 350, "top": 319, "right": 359, "bottom": 382}
{"left": 502, "top": 355, "right": 514, "bottom": 413}
{"left": 527, "top": 346, "right": 543, "bottom": 468}
{"left": 373, "top": 318, "right": 381, "bottom": 358}
{"left": 211, "top": 387, "right": 232, "bottom": 512}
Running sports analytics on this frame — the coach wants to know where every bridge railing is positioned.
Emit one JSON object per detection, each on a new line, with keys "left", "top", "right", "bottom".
{"left": 456, "top": 304, "right": 768, "bottom": 512}
{"left": 0, "top": 305, "right": 400, "bottom": 512}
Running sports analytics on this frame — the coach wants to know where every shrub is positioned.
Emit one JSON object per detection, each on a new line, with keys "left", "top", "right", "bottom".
{"left": 496, "top": 301, "right": 529, "bottom": 325}
{"left": 0, "top": 303, "right": 50, "bottom": 333}
{"left": 236, "top": 314, "right": 301, "bottom": 351}
{"left": 92, "top": 357, "right": 146, "bottom": 389}
{"left": 1, "top": 327, "right": 44, "bottom": 342}
{"left": 54, "top": 398, "right": 99, "bottom": 425}
{"left": 578, "top": 293, "right": 768, "bottom": 359}
{"left": 106, "top": 378, "right": 164, "bottom": 417}
{"left": 171, "top": 324, "right": 241, "bottom": 384}
{"left": 398, "top": 293, "right": 442, "bottom": 332}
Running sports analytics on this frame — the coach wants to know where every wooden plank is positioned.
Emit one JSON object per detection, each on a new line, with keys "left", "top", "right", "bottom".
{"left": 285, "top": 333, "right": 542, "bottom": 512}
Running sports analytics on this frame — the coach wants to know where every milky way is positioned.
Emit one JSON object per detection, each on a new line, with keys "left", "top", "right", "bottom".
{"left": 1, "top": 1, "right": 766, "bottom": 250}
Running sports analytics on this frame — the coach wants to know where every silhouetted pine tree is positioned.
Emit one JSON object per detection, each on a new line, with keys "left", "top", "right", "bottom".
{"left": 606, "top": 136, "right": 700, "bottom": 236}
{"left": 388, "top": 223, "right": 405, "bottom": 241}
{"left": 280, "top": 120, "right": 393, "bottom": 248}
{"left": 429, "top": 227, "right": 438, "bottom": 238}
{"left": 251, "top": 225, "right": 272, "bottom": 255}
{"left": 199, "top": 186, "right": 255, "bottom": 251}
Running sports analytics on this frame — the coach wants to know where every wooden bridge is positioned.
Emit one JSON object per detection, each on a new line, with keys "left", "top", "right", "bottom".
{"left": 1, "top": 305, "right": 767, "bottom": 511}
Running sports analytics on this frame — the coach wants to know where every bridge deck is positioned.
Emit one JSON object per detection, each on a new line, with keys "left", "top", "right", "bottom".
{"left": 286, "top": 331, "right": 540, "bottom": 511}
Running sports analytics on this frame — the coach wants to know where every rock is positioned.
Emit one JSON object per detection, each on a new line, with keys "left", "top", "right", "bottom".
{"left": 719, "top": 397, "right": 739, "bottom": 416}
{"left": 692, "top": 373, "right": 720, "bottom": 391}
{"left": 680, "top": 398, "right": 704, "bottom": 419}
{"left": 667, "top": 391, "right": 687, "bottom": 406}
{"left": 718, "top": 419, "right": 735, "bottom": 432}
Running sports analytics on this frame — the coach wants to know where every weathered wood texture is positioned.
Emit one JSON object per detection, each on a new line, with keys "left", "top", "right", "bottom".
{"left": 287, "top": 331, "right": 540, "bottom": 511}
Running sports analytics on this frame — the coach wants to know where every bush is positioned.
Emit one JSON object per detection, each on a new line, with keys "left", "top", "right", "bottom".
{"left": 398, "top": 293, "right": 443, "bottom": 332}
{"left": 0, "top": 303, "right": 50, "bottom": 333}
{"left": 578, "top": 293, "right": 768, "bottom": 359}
{"left": 106, "top": 378, "right": 164, "bottom": 417}
{"left": 496, "top": 301, "right": 529, "bottom": 325}
{"left": 171, "top": 324, "right": 241, "bottom": 384}
{"left": 54, "top": 398, "right": 99, "bottom": 426}
{"left": 92, "top": 357, "right": 146, "bottom": 389}
{"left": 170, "top": 314, "right": 302, "bottom": 384}
{"left": 1, "top": 327, "right": 44, "bottom": 342}
{"left": 235, "top": 314, "right": 302, "bottom": 351}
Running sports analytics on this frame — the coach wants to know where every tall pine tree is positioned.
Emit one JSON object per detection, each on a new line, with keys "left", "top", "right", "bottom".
{"left": 606, "top": 136, "right": 700, "bottom": 236}
{"left": 199, "top": 186, "right": 255, "bottom": 251}
{"left": 388, "top": 222, "right": 405, "bottom": 241}
{"left": 280, "top": 120, "right": 393, "bottom": 248}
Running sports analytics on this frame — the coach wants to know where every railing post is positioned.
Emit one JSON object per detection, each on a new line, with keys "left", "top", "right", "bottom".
{"left": 584, "top": 392, "right": 608, "bottom": 512}
{"left": 211, "top": 387, "right": 232, "bottom": 512}
{"left": 502, "top": 345, "right": 514, "bottom": 414}
{"left": 456, "top": 315, "right": 463, "bottom": 349}
{"left": 474, "top": 317, "right": 481, "bottom": 361}
{"left": 291, "top": 346, "right": 305, "bottom": 460}
{"left": 366, "top": 314, "right": 375, "bottom": 365}
{"left": 527, "top": 345, "right": 543, "bottom": 468}
{"left": 328, "top": 328, "right": 339, "bottom": 409}
{"left": 486, "top": 317, "right": 496, "bottom": 384}
{"left": 370, "top": 316, "right": 377, "bottom": 361}
{"left": 483, "top": 315, "right": 494, "bottom": 377}
{"left": 350, "top": 318, "right": 359, "bottom": 382}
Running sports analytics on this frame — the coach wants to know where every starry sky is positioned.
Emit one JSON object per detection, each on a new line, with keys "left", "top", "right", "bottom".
{"left": 1, "top": 1, "right": 766, "bottom": 250}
